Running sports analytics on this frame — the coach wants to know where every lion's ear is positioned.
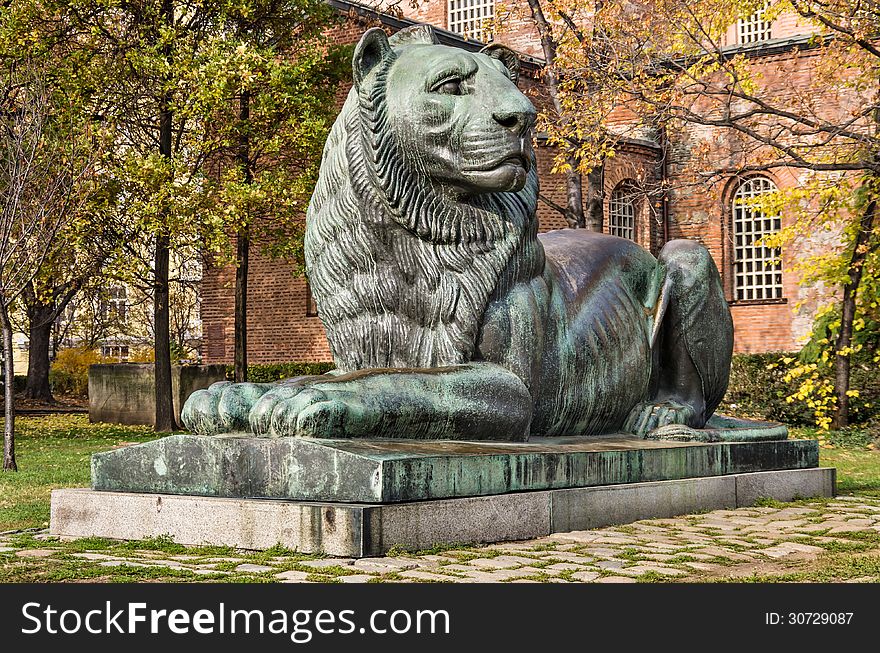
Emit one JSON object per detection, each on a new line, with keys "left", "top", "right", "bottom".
{"left": 479, "top": 43, "right": 520, "bottom": 84}
{"left": 353, "top": 28, "right": 393, "bottom": 89}
{"left": 389, "top": 24, "right": 439, "bottom": 47}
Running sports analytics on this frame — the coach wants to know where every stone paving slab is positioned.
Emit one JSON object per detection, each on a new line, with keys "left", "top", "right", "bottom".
{"left": 7, "top": 495, "right": 880, "bottom": 583}
{"left": 15, "top": 549, "right": 55, "bottom": 558}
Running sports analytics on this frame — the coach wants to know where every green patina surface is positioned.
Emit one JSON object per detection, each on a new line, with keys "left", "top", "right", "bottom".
{"left": 92, "top": 419, "right": 817, "bottom": 503}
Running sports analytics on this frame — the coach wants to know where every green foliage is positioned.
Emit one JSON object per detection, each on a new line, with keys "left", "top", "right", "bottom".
{"left": 721, "top": 353, "right": 815, "bottom": 424}
{"left": 778, "top": 297, "right": 880, "bottom": 429}
{"left": 184, "top": 1, "right": 350, "bottom": 272}
{"left": 225, "top": 361, "right": 335, "bottom": 383}
{"left": 721, "top": 352, "right": 880, "bottom": 427}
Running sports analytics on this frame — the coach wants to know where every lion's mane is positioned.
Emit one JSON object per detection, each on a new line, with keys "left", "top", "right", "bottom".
{"left": 305, "top": 27, "right": 544, "bottom": 372}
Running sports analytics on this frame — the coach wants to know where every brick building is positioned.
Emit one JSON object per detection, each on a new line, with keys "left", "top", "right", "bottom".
{"left": 200, "top": 0, "right": 839, "bottom": 364}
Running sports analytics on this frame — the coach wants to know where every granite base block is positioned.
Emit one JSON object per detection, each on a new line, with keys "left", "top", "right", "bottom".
{"left": 735, "top": 467, "right": 836, "bottom": 506}
{"left": 51, "top": 468, "right": 835, "bottom": 557}
{"left": 551, "top": 475, "right": 737, "bottom": 533}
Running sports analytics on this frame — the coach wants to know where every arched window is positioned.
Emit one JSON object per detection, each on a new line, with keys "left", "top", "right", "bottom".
{"left": 609, "top": 183, "right": 637, "bottom": 241}
{"left": 732, "top": 176, "right": 782, "bottom": 301}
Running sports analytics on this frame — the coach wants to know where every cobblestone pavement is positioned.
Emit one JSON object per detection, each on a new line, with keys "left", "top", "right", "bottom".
{"left": 3, "top": 496, "right": 880, "bottom": 582}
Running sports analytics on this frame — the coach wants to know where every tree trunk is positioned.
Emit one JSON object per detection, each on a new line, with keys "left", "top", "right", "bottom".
{"left": 564, "top": 161, "right": 586, "bottom": 228}
{"left": 831, "top": 199, "right": 876, "bottom": 429}
{"left": 234, "top": 225, "right": 249, "bottom": 383}
{"left": 154, "top": 233, "right": 176, "bottom": 432}
{"left": 234, "top": 89, "right": 251, "bottom": 384}
{"left": 585, "top": 164, "right": 604, "bottom": 231}
{"left": 525, "top": 0, "right": 585, "bottom": 228}
{"left": 1, "top": 304, "right": 17, "bottom": 471}
{"left": 24, "top": 302, "right": 55, "bottom": 402}
{"left": 153, "top": 0, "right": 177, "bottom": 432}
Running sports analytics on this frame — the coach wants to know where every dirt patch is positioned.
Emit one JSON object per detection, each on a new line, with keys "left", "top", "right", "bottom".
{"left": 4, "top": 393, "right": 87, "bottom": 412}
{"left": 678, "top": 547, "right": 880, "bottom": 582}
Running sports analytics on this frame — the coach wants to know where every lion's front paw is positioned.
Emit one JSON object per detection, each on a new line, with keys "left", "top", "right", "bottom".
{"left": 248, "top": 386, "right": 308, "bottom": 435}
{"left": 249, "top": 385, "right": 378, "bottom": 439}
{"left": 181, "top": 382, "right": 269, "bottom": 435}
{"left": 624, "top": 400, "right": 696, "bottom": 438}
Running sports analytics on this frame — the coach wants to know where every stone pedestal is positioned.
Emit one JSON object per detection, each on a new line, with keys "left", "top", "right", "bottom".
{"left": 50, "top": 417, "right": 836, "bottom": 556}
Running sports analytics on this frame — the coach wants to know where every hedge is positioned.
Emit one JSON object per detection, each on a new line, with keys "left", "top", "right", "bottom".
{"left": 226, "top": 362, "right": 336, "bottom": 383}
{"left": 719, "top": 352, "right": 880, "bottom": 426}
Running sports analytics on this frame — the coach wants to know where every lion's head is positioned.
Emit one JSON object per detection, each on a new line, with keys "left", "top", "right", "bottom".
{"left": 305, "top": 25, "right": 544, "bottom": 372}
{"left": 354, "top": 27, "right": 536, "bottom": 197}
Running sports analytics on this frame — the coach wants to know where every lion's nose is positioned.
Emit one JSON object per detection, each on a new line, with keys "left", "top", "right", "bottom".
{"left": 493, "top": 110, "right": 534, "bottom": 135}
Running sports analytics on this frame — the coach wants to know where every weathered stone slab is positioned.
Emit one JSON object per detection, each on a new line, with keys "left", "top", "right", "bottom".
{"left": 370, "top": 491, "right": 551, "bottom": 553}
{"left": 51, "top": 488, "right": 370, "bottom": 556}
{"left": 92, "top": 432, "right": 819, "bottom": 503}
{"left": 54, "top": 468, "right": 835, "bottom": 556}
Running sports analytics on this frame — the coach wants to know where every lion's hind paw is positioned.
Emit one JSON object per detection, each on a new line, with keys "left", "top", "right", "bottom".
{"left": 624, "top": 400, "right": 696, "bottom": 438}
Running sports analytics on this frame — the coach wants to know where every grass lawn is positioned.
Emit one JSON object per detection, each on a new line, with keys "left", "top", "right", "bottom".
{"left": 791, "top": 426, "right": 880, "bottom": 497}
{"left": 0, "top": 416, "right": 160, "bottom": 532}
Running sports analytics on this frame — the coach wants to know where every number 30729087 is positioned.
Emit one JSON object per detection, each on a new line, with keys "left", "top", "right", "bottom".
{"left": 765, "top": 613, "right": 853, "bottom": 625}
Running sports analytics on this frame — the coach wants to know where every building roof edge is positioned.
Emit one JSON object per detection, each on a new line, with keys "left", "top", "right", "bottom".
{"left": 326, "top": 0, "right": 545, "bottom": 70}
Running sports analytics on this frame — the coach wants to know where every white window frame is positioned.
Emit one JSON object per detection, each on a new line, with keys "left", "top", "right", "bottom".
{"left": 448, "top": 0, "right": 495, "bottom": 42}
{"left": 104, "top": 284, "right": 128, "bottom": 323}
{"left": 609, "top": 183, "right": 637, "bottom": 241}
{"left": 101, "top": 345, "right": 130, "bottom": 361}
{"left": 737, "top": 6, "right": 772, "bottom": 44}
{"left": 732, "top": 176, "right": 783, "bottom": 301}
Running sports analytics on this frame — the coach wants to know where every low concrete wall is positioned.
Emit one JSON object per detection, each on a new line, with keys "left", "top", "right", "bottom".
{"left": 88, "top": 364, "right": 227, "bottom": 427}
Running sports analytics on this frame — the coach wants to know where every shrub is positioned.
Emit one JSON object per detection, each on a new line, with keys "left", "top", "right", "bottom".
{"left": 720, "top": 353, "right": 814, "bottom": 424}
{"left": 50, "top": 347, "right": 110, "bottom": 397}
{"left": 720, "top": 351, "right": 880, "bottom": 427}
{"left": 226, "top": 361, "right": 336, "bottom": 383}
{"left": 128, "top": 347, "right": 155, "bottom": 363}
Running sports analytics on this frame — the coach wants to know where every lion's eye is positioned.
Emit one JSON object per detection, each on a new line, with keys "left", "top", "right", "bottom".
{"left": 434, "top": 78, "right": 464, "bottom": 95}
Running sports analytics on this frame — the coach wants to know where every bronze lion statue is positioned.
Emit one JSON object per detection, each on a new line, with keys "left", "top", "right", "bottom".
{"left": 182, "top": 25, "right": 734, "bottom": 441}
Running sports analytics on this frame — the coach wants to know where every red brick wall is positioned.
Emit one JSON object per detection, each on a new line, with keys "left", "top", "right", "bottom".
{"left": 399, "top": 0, "right": 543, "bottom": 57}
{"left": 602, "top": 144, "right": 664, "bottom": 254}
{"left": 664, "top": 163, "right": 802, "bottom": 353}
{"left": 722, "top": 6, "right": 817, "bottom": 45}
{"left": 201, "top": 255, "right": 333, "bottom": 364}
{"left": 664, "top": 45, "right": 856, "bottom": 352}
